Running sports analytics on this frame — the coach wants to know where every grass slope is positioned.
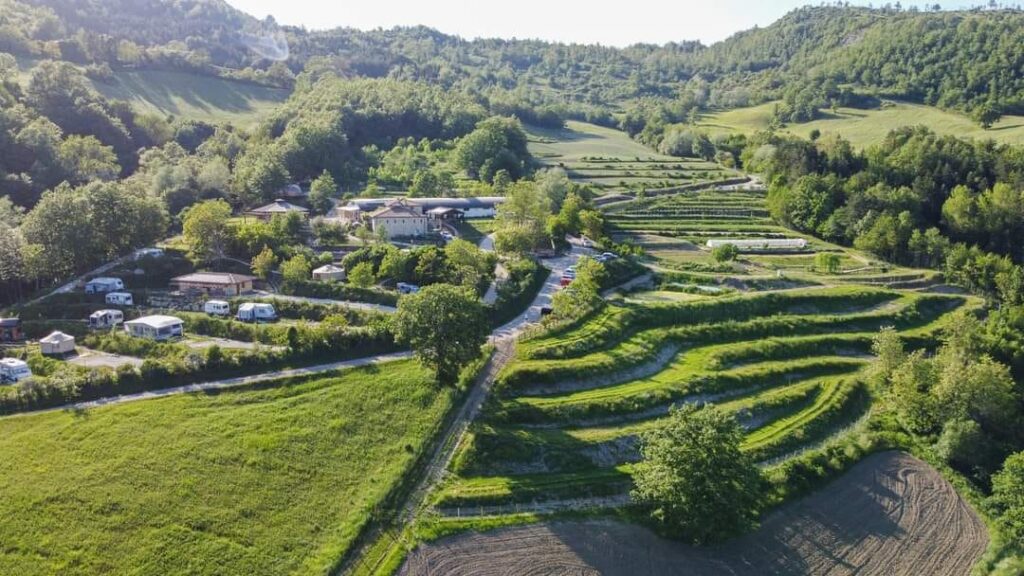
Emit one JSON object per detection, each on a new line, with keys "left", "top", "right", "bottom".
{"left": 702, "top": 101, "right": 1024, "bottom": 148}
{"left": 0, "top": 360, "right": 451, "bottom": 576}
{"left": 15, "top": 56, "right": 287, "bottom": 126}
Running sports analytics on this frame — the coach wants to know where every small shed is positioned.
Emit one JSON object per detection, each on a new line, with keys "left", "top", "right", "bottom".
{"left": 171, "top": 272, "right": 255, "bottom": 297}
{"left": 39, "top": 331, "right": 76, "bottom": 356}
{"left": 313, "top": 264, "right": 346, "bottom": 282}
{"left": 0, "top": 318, "right": 23, "bottom": 343}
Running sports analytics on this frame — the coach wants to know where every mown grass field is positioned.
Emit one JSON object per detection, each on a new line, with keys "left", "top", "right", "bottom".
{"left": 526, "top": 121, "right": 736, "bottom": 194}
{"left": 701, "top": 100, "right": 1024, "bottom": 148}
{"left": 0, "top": 360, "right": 452, "bottom": 576}
{"left": 15, "top": 56, "right": 288, "bottom": 126}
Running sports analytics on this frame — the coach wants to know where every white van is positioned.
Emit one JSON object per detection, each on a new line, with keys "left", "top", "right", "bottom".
{"left": 105, "top": 292, "right": 134, "bottom": 306}
{"left": 0, "top": 358, "right": 32, "bottom": 384}
{"left": 89, "top": 309, "right": 124, "bottom": 329}
{"left": 203, "top": 300, "right": 231, "bottom": 316}
{"left": 236, "top": 302, "right": 276, "bottom": 323}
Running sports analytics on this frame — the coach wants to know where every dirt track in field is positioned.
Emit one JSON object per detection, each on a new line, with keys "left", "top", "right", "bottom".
{"left": 400, "top": 451, "right": 987, "bottom": 576}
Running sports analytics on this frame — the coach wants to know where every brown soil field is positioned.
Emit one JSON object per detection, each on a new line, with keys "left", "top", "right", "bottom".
{"left": 401, "top": 451, "right": 987, "bottom": 575}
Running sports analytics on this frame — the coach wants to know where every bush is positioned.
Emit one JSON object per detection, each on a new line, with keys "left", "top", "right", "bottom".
{"left": 283, "top": 279, "right": 398, "bottom": 306}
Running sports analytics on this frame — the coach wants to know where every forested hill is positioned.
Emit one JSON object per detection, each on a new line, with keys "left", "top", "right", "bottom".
{"left": 3, "top": 0, "right": 1023, "bottom": 123}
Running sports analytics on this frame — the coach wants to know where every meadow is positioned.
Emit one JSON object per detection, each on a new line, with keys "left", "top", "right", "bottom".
{"left": 15, "top": 56, "right": 288, "bottom": 126}
{"left": 526, "top": 121, "right": 736, "bottom": 195}
{"left": 0, "top": 360, "right": 452, "bottom": 576}
{"left": 701, "top": 100, "right": 1024, "bottom": 148}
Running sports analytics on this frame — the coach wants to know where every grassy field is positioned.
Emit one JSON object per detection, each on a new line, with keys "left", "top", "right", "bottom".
{"left": 15, "top": 56, "right": 288, "bottom": 126}
{"left": 701, "top": 100, "right": 1024, "bottom": 148}
{"left": 0, "top": 360, "right": 452, "bottom": 575}
{"left": 526, "top": 121, "right": 736, "bottom": 194}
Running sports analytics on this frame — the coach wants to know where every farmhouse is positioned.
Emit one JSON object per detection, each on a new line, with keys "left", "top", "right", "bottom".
{"left": 312, "top": 264, "right": 346, "bottom": 282}
{"left": 341, "top": 196, "right": 505, "bottom": 222}
{"left": 124, "top": 315, "right": 184, "bottom": 341}
{"left": 39, "top": 331, "right": 76, "bottom": 356}
{"left": 706, "top": 238, "right": 808, "bottom": 252}
{"left": 246, "top": 199, "right": 310, "bottom": 221}
{"left": 171, "top": 272, "right": 255, "bottom": 296}
{"left": 0, "top": 318, "right": 23, "bottom": 343}
{"left": 368, "top": 200, "right": 430, "bottom": 239}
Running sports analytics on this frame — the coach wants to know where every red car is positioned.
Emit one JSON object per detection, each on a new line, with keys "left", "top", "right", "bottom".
{"left": 559, "top": 276, "right": 573, "bottom": 287}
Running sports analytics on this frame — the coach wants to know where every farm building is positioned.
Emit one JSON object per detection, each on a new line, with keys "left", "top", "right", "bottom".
{"left": 89, "top": 309, "right": 124, "bottom": 329}
{"left": 368, "top": 200, "right": 430, "bottom": 239}
{"left": 85, "top": 277, "right": 124, "bottom": 294}
{"left": 171, "top": 272, "right": 255, "bottom": 297}
{"left": 246, "top": 198, "right": 309, "bottom": 221}
{"left": 0, "top": 318, "right": 23, "bottom": 343}
{"left": 341, "top": 196, "right": 505, "bottom": 221}
{"left": 0, "top": 358, "right": 31, "bottom": 383}
{"left": 39, "top": 331, "right": 76, "bottom": 356}
{"left": 124, "top": 315, "right": 184, "bottom": 341}
{"left": 312, "top": 264, "right": 346, "bottom": 282}
{"left": 426, "top": 206, "right": 464, "bottom": 222}
{"left": 706, "top": 238, "right": 808, "bottom": 252}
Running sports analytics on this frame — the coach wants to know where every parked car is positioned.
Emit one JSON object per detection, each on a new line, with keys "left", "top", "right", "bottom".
{"left": 559, "top": 276, "right": 573, "bottom": 287}
{"left": 89, "top": 309, "right": 124, "bottom": 329}
{"left": 104, "top": 292, "right": 134, "bottom": 306}
{"left": 236, "top": 303, "right": 277, "bottom": 323}
{"left": 397, "top": 282, "right": 421, "bottom": 295}
{"left": 580, "top": 237, "right": 595, "bottom": 248}
{"left": 440, "top": 231, "right": 454, "bottom": 241}
{"left": 540, "top": 306, "right": 554, "bottom": 316}
{"left": 204, "top": 300, "right": 231, "bottom": 316}
{"left": 601, "top": 252, "right": 617, "bottom": 260}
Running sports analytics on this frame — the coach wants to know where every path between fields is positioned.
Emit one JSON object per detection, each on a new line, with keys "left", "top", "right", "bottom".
{"left": 5, "top": 351, "right": 413, "bottom": 418}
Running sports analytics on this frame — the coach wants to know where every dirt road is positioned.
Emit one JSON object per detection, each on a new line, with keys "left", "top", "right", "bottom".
{"left": 400, "top": 451, "right": 988, "bottom": 576}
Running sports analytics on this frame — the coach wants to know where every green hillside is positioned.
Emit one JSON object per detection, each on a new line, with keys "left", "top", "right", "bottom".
{"left": 15, "top": 57, "right": 288, "bottom": 126}
{"left": 702, "top": 101, "right": 1024, "bottom": 148}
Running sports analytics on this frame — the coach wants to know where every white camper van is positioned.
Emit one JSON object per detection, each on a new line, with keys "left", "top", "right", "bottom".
{"left": 236, "top": 302, "right": 276, "bottom": 323}
{"left": 89, "top": 309, "right": 124, "bottom": 329}
{"left": 105, "top": 292, "right": 134, "bottom": 306}
{"left": 85, "top": 277, "right": 124, "bottom": 294}
{"left": 0, "top": 358, "right": 32, "bottom": 384}
{"left": 204, "top": 300, "right": 231, "bottom": 316}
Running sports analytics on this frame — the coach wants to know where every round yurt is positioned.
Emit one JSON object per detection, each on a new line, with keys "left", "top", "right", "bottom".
{"left": 39, "top": 331, "right": 76, "bottom": 356}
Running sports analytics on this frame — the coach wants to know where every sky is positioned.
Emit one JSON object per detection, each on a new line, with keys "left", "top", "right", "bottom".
{"left": 227, "top": 0, "right": 951, "bottom": 47}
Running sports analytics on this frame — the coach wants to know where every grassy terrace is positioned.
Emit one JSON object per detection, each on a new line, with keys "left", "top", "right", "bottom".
{"left": 435, "top": 286, "right": 975, "bottom": 509}
{"left": 0, "top": 361, "right": 452, "bottom": 576}
{"left": 526, "top": 120, "right": 736, "bottom": 193}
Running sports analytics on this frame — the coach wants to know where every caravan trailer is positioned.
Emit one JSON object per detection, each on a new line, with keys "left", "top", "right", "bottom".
{"left": 105, "top": 292, "right": 134, "bottom": 306}
{"left": 236, "top": 303, "right": 276, "bottom": 323}
{"left": 204, "top": 300, "right": 231, "bottom": 316}
{"left": 89, "top": 309, "right": 124, "bottom": 329}
{"left": 0, "top": 358, "right": 32, "bottom": 384}
{"left": 85, "top": 277, "right": 124, "bottom": 294}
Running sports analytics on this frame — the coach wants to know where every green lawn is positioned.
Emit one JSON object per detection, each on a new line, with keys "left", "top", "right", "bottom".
{"left": 701, "top": 101, "right": 1024, "bottom": 148}
{"left": 0, "top": 360, "right": 452, "bottom": 575}
{"left": 15, "top": 56, "right": 288, "bottom": 126}
{"left": 527, "top": 121, "right": 678, "bottom": 162}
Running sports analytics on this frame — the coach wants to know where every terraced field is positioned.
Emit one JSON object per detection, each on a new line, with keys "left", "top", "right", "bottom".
{"left": 435, "top": 286, "right": 974, "bottom": 511}
{"left": 526, "top": 121, "right": 737, "bottom": 196}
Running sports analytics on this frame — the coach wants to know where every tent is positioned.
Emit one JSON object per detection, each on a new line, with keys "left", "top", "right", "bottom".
{"left": 313, "top": 264, "right": 346, "bottom": 282}
{"left": 40, "top": 331, "right": 76, "bottom": 356}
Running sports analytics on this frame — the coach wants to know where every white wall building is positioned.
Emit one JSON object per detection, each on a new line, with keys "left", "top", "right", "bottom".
{"left": 368, "top": 201, "right": 430, "bottom": 239}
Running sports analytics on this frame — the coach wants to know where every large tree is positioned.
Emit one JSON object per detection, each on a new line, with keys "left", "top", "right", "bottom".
{"left": 181, "top": 199, "right": 232, "bottom": 265}
{"left": 393, "top": 284, "right": 489, "bottom": 384}
{"left": 632, "top": 404, "right": 766, "bottom": 544}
